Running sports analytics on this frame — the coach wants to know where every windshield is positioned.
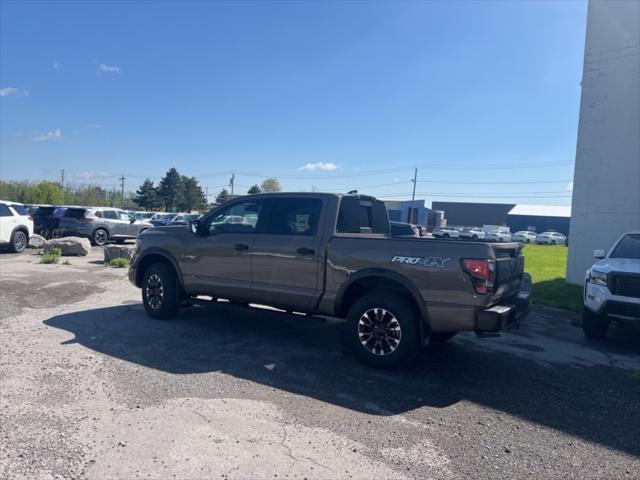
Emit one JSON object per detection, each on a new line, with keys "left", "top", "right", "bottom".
{"left": 610, "top": 234, "right": 640, "bottom": 260}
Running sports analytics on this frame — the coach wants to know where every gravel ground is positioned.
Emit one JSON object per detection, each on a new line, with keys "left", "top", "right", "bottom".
{"left": 1, "top": 249, "right": 639, "bottom": 479}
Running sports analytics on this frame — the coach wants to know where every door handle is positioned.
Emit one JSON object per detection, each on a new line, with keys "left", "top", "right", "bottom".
{"left": 233, "top": 243, "right": 249, "bottom": 251}
{"left": 296, "top": 247, "right": 316, "bottom": 255}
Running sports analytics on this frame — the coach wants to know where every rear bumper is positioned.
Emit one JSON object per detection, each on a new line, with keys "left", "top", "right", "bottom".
{"left": 475, "top": 272, "right": 532, "bottom": 333}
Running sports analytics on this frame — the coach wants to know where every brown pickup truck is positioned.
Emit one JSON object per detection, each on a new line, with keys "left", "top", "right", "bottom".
{"left": 129, "top": 193, "right": 531, "bottom": 367}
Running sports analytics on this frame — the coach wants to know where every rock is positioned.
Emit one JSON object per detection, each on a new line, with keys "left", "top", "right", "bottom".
{"left": 104, "top": 244, "right": 135, "bottom": 263}
{"left": 45, "top": 237, "right": 91, "bottom": 256}
{"left": 28, "top": 234, "right": 47, "bottom": 249}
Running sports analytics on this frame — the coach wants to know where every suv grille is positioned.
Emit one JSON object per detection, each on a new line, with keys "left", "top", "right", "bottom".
{"left": 610, "top": 274, "right": 640, "bottom": 298}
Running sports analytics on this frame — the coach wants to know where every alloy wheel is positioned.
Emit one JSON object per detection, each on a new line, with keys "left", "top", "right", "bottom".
{"left": 146, "top": 273, "right": 164, "bottom": 310}
{"left": 14, "top": 232, "right": 26, "bottom": 251}
{"left": 357, "top": 308, "right": 402, "bottom": 356}
{"left": 94, "top": 230, "right": 108, "bottom": 245}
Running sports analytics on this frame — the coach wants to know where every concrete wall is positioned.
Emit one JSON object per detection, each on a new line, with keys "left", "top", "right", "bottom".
{"left": 566, "top": 0, "right": 640, "bottom": 283}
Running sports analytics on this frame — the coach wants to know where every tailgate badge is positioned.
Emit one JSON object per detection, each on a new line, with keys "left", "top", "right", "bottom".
{"left": 390, "top": 256, "right": 452, "bottom": 268}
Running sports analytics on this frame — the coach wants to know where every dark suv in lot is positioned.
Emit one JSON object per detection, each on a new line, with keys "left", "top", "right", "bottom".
{"left": 58, "top": 207, "right": 152, "bottom": 245}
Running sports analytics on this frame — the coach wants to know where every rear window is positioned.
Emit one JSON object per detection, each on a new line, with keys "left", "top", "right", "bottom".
{"left": 337, "top": 196, "right": 389, "bottom": 234}
{"left": 11, "top": 204, "right": 28, "bottom": 216}
{"left": 64, "top": 208, "right": 88, "bottom": 218}
{"left": 611, "top": 234, "right": 640, "bottom": 260}
{"left": 34, "top": 207, "right": 56, "bottom": 216}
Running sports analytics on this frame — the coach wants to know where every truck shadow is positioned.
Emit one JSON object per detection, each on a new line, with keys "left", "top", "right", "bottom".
{"left": 44, "top": 302, "right": 640, "bottom": 458}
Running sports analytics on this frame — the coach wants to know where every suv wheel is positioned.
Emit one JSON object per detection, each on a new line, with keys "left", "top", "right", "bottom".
{"left": 10, "top": 230, "right": 27, "bottom": 253}
{"left": 582, "top": 307, "right": 609, "bottom": 339}
{"left": 142, "top": 263, "right": 181, "bottom": 319}
{"left": 92, "top": 228, "right": 109, "bottom": 246}
{"left": 346, "top": 292, "right": 418, "bottom": 368}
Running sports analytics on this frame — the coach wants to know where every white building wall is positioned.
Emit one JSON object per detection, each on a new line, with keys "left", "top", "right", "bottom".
{"left": 566, "top": 0, "right": 640, "bottom": 284}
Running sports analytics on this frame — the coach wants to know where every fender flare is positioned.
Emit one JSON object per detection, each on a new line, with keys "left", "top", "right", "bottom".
{"left": 134, "top": 247, "right": 185, "bottom": 290}
{"left": 335, "top": 267, "right": 431, "bottom": 338}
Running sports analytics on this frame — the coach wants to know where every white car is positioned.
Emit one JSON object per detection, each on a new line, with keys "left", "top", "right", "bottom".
{"left": 432, "top": 226, "right": 461, "bottom": 239}
{"left": 485, "top": 230, "right": 512, "bottom": 243}
{"left": 583, "top": 232, "right": 640, "bottom": 339}
{"left": 535, "top": 231, "right": 566, "bottom": 245}
{"left": 0, "top": 200, "right": 34, "bottom": 253}
{"left": 511, "top": 231, "right": 537, "bottom": 243}
{"left": 459, "top": 227, "right": 486, "bottom": 240}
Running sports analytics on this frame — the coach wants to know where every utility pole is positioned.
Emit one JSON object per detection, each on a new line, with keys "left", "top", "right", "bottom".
{"left": 408, "top": 167, "right": 418, "bottom": 223}
{"left": 205, "top": 186, "right": 209, "bottom": 201}
{"left": 60, "top": 169, "right": 65, "bottom": 202}
{"left": 119, "top": 175, "right": 126, "bottom": 209}
{"left": 229, "top": 172, "right": 235, "bottom": 195}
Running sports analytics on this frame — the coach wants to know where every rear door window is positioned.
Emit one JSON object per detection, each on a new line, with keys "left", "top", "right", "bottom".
{"left": 64, "top": 208, "right": 87, "bottom": 218}
{"left": 266, "top": 198, "right": 322, "bottom": 236}
{"left": 11, "top": 204, "right": 29, "bottom": 216}
{"left": 0, "top": 204, "right": 13, "bottom": 217}
{"left": 103, "top": 210, "right": 118, "bottom": 220}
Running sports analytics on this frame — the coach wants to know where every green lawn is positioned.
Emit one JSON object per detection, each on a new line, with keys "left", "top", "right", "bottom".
{"left": 522, "top": 244, "right": 583, "bottom": 312}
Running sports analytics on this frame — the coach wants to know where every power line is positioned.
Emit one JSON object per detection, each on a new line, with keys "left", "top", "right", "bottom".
{"left": 416, "top": 179, "right": 572, "bottom": 185}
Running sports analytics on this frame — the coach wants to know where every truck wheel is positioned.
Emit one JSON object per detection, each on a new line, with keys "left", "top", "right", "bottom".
{"left": 142, "top": 263, "right": 181, "bottom": 319}
{"left": 10, "top": 230, "right": 28, "bottom": 253}
{"left": 430, "top": 332, "right": 457, "bottom": 344}
{"left": 582, "top": 307, "right": 609, "bottom": 339}
{"left": 346, "top": 292, "right": 419, "bottom": 368}
{"left": 92, "top": 228, "right": 109, "bottom": 246}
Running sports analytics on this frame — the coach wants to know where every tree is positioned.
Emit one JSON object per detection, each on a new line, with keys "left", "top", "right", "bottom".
{"left": 179, "top": 176, "right": 207, "bottom": 211}
{"left": 247, "top": 184, "right": 262, "bottom": 194}
{"left": 216, "top": 188, "right": 229, "bottom": 204}
{"left": 133, "top": 179, "right": 160, "bottom": 210}
{"left": 157, "top": 168, "right": 183, "bottom": 211}
{"left": 29, "top": 181, "right": 63, "bottom": 204}
{"left": 260, "top": 177, "right": 281, "bottom": 193}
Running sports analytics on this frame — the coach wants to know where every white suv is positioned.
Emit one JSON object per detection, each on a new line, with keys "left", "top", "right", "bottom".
{"left": 0, "top": 200, "right": 34, "bottom": 253}
{"left": 583, "top": 232, "right": 640, "bottom": 338}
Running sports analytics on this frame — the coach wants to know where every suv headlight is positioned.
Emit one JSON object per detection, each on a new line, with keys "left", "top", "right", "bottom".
{"left": 589, "top": 270, "right": 608, "bottom": 287}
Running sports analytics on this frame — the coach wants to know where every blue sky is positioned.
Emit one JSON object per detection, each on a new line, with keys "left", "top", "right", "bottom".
{"left": 0, "top": 0, "right": 587, "bottom": 205}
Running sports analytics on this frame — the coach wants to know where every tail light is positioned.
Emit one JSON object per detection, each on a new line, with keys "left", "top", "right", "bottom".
{"left": 462, "top": 259, "right": 495, "bottom": 294}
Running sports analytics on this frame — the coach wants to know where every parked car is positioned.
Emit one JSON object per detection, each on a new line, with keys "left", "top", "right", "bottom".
{"left": 432, "top": 226, "right": 461, "bottom": 239}
{"left": 485, "top": 230, "right": 512, "bottom": 243}
{"left": 459, "top": 227, "right": 486, "bottom": 241}
{"left": 535, "top": 231, "right": 566, "bottom": 245}
{"left": 134, "top": 211, "right": 155, "bottom": 221}
{"left": 31, "top": 205, "right": 67, "bottom": 238}
{"left": 511, "top": 231, "right": 537, "bottom": 244}
{"left": 149, "top": 213, "right": 177, "bottom": 226}
{"left": 582, "top": 232, "right": 640, "bottom": 339}
{"left": 129, "top": 192, "right": 531, "bottom": 368}
{"left": 390, "top": 221, "right": 420, "bottom": 238}
{"left": 58, "top": 207, "right": 152, "bottom": 246}
{"left": 167, "top": 213, "right": 200, "bottom": 226}
{"left": 0, "top": 200, "right": 33, "bottom": 253}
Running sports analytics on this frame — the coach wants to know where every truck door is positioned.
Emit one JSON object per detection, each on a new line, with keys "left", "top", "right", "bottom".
{"left": 183, "top": 199, "right": 266, "bottom": 301}
{"left": 250, "top": 197, "right": 324, "bottom": 310}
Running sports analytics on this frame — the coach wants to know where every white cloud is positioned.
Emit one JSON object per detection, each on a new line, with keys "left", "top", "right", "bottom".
{"left": 299, "top": 162, "right": 338, "bottom": 171}
{"left": 53, "top": 62, "right": 62, "bottom": 70}
{"left": 0, "top": 87, "right": 19, "bottom": 97}
{"left": 99, "top": 64, "right": 120, "bottom": 74}
{"left": 34, "top": 128, "right": 61, "bottom": 142}
{"left": 567, "top": 181, "right": 574, "bottom": 191}
{"left": 69, "top": 171, "right": 111, "bottom": 181}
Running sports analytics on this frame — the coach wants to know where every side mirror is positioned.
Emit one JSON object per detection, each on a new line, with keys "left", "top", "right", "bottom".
{"left": 593, "top": 249, "right": 606, "bottom": 259}
{"left": 189, "top": 219, "right": 201, "bottom": 235}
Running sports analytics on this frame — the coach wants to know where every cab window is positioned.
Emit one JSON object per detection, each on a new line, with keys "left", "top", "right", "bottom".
{"left": 208, "top": 200, "right": 264, "bottom": 234}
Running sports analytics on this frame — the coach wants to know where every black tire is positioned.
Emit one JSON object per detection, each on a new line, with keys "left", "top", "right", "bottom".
{"left": 551, "top": 240, "right": 556, "bottom": 245}
{"left": 9, "top": 230, "right": 28, "bottom": 253}
{"left": 430, "top": 331, "right": 457, "bottom": 344}
{"left": 582, "top": 307, "right": 609, "bottom": 339}
{"left": 142, "top": 263, "right": 181, "bottom": 319}
{"left": 472, "top": 235, "right": 478, "bottom": 240}
{"left": 443, "top": 233, "right": 449, "bottom": 239}
{"left": 498, "top": 237, "right": 504, "bottom": 243}
{"left": 525, "top": 239, "right": 531, "bottom": 244}
{"left": 345, "top": 292, "right": 419, "bottom": 368}
{"left": 92, "top": 228, "right": 109, "bottom": 246}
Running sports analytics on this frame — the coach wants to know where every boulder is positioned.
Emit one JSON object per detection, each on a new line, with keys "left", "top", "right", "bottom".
{"left": 28, "top": 234, "right": 47, "bottom": 249}
{"left": 104, "top": 244, "right": 135, "bottom": 263}
{"left": 46, "top": 237, "right": 91, "bottom": 256}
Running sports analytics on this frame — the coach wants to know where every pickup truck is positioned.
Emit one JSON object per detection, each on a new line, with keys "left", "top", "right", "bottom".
{"left": 129, "top": 193, "right": 531, "bottom": 367}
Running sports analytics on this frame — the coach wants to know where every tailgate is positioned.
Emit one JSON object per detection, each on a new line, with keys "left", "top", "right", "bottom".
{"left": 492, "top": 243, "right": 525, "bottom": 299}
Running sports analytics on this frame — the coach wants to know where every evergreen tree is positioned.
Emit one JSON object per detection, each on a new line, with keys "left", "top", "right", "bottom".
{"left": 133, "top": 179, "right": 159, "bottom": 210}
{"left": 216, "top": 188, "right": 229, "bottom": 204}
{"left": 247, "top": 184, "right": 262, "bottom": 194}
{"left": 179, "top": 176, "right": 207, "bottom": 211}
{"left": 157, "top": 168, "right": 183, "bottom": 211}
